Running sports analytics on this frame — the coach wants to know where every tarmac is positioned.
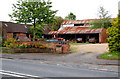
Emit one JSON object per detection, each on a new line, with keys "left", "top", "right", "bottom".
{"left": 1, "top": 52, "right": 120, "bottom": 73}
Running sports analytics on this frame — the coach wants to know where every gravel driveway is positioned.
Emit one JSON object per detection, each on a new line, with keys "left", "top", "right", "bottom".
{"left": 71, "top": 43, "right": 109, "bottom": 54}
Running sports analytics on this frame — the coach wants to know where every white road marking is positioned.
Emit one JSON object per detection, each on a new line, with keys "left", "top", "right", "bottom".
{"left": 0, "top": 70, "right": 39, "bottom": 78}
{"left": 0, "top": 72, "right": 25, "bottom": 77}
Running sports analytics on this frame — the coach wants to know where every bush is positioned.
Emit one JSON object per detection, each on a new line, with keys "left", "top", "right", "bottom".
{"left": 106, "top": 15, "right": 120, "bottom": 52}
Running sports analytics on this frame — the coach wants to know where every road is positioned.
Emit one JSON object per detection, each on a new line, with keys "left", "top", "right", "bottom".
{"left": 1, "top": 58, "right": 118, "bottom": 78}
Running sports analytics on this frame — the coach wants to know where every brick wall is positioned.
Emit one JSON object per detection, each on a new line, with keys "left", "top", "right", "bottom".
{"left": 99, "top": 29, "right": 108, "bottom": 43}
{"left": 2, "top": 28, "right": 7, "bottom": 41}
{"left": 62, "top": 44, "right": 70, "bottom": 53}
{"left": 19, "top": 41, "right": 70, "bottom": 53}
{"left": 3, "top": 48, "right": 55, "bottom": 53}
{"left": 7, "top": 33, "right": 13, "bottom": 39}
{"left": 17, "top": 33, "right": 26, "bottom": 37}
{"left": 101, "top": 29, "right": 109, "bottom": 43}
{"left": 6, "top": 33, "right": 31, "bottom": 40}
{"left": 7, "top": 33, "right": 27, "bottom": 39}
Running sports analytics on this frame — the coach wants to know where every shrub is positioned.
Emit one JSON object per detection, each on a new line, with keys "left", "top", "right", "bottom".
{"left": 106, "top": 14, "right": 120, "bottom": 52}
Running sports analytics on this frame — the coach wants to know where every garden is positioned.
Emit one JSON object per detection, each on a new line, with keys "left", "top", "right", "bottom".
{"left": 1, "top": 38, "right": 54, "bottom": 53}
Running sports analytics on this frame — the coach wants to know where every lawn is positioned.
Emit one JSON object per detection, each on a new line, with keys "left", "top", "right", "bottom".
{"left": 99, "top": 51, "right": 120, "bottom": 60}
{"left": 69, "top": 43, "right": 93, "bottom": 45}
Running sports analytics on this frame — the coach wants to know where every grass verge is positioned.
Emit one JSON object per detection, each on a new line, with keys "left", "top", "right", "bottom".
{"left": 69, "top": 47, "right": 79, "bottom": 53}
{"left": 69, "top": 43, "right": 93, "bottom": 45}
{"left": 99, "top": 51, "right": 120, "bottom": 60}
{"left": 0, "top": 47, "right": 11, "bottom": 49}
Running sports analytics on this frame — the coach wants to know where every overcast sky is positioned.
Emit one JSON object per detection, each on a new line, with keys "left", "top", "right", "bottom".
{"left": 0, "top": 0, "right": 120, "bottom": 21}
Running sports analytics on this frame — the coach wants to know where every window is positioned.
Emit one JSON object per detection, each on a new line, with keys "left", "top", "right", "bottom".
{"left": 5, "top": 24, "right": 8, "bottom": 27}
{"left": 24, "top": 25, "right": 27, "bottom": 28}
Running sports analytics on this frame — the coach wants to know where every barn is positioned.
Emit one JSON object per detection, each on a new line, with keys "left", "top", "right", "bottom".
{"left": 43, "top": 19, "right": 113, "bottom": 43}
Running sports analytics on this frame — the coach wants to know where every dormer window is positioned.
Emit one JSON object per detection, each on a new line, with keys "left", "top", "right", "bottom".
{"left": 24, "top": 25, "right": 27, "bottom": 28}
{"left": 5, "top": 24, "right": 8, "bottom": 27}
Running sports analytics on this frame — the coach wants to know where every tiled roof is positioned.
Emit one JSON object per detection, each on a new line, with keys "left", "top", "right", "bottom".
{"left": 1, "top": 21, "right": 51, "bottom": 34}
{"left": 1, "top": 21, "right": 32, "bottom": 33}
{"left": 48, "top": 27, "right": 104, "bottom": 34}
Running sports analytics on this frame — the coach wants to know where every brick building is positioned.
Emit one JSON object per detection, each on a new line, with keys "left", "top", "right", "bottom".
{"left": 1, "top": 21, "right": 32, "bottom": 41}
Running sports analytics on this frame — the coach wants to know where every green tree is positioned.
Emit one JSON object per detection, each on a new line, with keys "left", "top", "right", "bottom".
{"left": 9, "top": 0, "right": 57, "bottom": 41}
{"left": 106, "top": 12, "right": 120, "bottom": 52}
{"left": 90, "top": 6, "right": 111, "bottom": 29}
{"left": 51, "top": 16, "right": 64, "bottom": 31}
{"left": 29, "top": 24, "right": 45, "bottom": 39}
{"left": 65, "top": 12, "right": 76, "bottom": 20}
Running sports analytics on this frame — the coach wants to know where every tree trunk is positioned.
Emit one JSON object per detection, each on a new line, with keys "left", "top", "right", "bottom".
{"left": 33, "top": 18, "right": 36, "bottom": 41}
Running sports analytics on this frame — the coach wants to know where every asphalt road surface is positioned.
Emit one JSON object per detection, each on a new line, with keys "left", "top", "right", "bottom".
{"left": 1, "top": 59, "right": 118, "bottom": 78}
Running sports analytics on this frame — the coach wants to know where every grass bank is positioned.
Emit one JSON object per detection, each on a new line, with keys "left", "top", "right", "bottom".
{"left": 99, "top": 51, "right": 120, "bottom": 60}
{"left": 0, "top": 47, "right": 11, "bottom": 49}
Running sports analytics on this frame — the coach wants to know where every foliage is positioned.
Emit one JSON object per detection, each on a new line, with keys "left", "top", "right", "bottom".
{"left": 99, "top": 51, "right": 120, "bottom": 59}
{"left": 29, "top": 24, "right": 45, "bottom": 38}
{"left": 106, "top": 12, "right": 120, "bottom": 52}
{"left": 50, "top": 16, "right": 64, "bottom": 31}
{"left": 3, "top": 38, "right": 18, "bottom": 48}
{"left": 9, "top": 0, "right": 57, "bottom": 41}
{"left": 65, "top": 12, "right": 76, "bottom": 20}
{"left": 18, "top": 42, "right": 47, "bottom": 48}
{"left": 0, "top": 24, "right": 2, "bottom": 46}
{"left": 3, "top": 38, "right": 47, "bottom": 49}
{"left": 0, "top": 37, "right": 2, "bottom": 46}
{"left": 90, "top": 6, "right": 111, "bottom": 29}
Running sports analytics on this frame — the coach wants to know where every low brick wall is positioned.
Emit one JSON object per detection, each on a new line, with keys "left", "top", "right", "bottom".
{"left": 62, "top": 44, "right": 70, "bottom": 53}
{"left": 55, "top": 44, "right": 70, "bottom": 53}
{"left": 3, "top": 48, "right": 55, "bottom": 53}
{"left": 16, "top": 41, "right": 70, "bottom": 53}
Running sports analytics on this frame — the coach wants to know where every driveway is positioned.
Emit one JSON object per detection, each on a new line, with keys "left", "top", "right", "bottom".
{"left": 71, "top": 43, "right": 109, "bottom": 53}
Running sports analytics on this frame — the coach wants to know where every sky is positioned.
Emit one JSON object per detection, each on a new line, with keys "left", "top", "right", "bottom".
{"left": 0, "top": 0, "right": 120, "bottom": 21}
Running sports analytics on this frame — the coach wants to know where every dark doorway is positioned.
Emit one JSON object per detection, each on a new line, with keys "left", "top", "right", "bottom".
{"left": 26, "top": 33, "right": 29, "bottom": 38}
